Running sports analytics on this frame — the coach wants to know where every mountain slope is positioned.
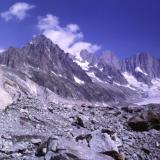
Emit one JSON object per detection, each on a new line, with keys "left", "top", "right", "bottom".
{"left": 0, "top": 35, "right": 159, "bottom": 106}
{"left": 76, "top": 50, "right": 160, "bottom": 102}
{"left": 0, "top": 35, "right": 129, "bottom": 104}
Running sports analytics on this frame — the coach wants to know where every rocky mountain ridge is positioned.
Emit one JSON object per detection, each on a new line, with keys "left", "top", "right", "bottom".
{"left": 77, "top": 48, "right": 160, "bottom": 102}
{"left": 0, "top": 35, "right": 124, "bottom": 105}
{"left": 0, "top": 34, "right": 159, "bottom": 107}
{"left": 79, "top": 50, "right": 160, "bottom": 84}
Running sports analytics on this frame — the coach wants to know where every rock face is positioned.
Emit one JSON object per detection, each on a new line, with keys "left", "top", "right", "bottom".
{"left": 80, "top": 49, "right": 98, "bottom": 65}
{"left": 99, "top": 64, "right": 128, "bottom": 85}
{"left": 121, "top": 52, "right": 160, "bottom": 84}
{"left": 78, "top": 49, "right": 160, "bottom": 103}
{"left": 0, "top": 35, "right": 124, "bottom": 103}
{"left": 98, "top": 51, "right": 121, "bottom": 70}
{"left": 80, "top": 50, "right": 160, "bottom": 85}
{"left": 121, "top": 52, "right": 160, "bottom": 77}
{"left": 79, "top": 50, "right": 128, "bottom": 85}
{"left": 0, "top": 35, "right": 91, "bottom": 83}
{"left": 128, "top": 111, "right": 160, "bottom": 131}
{"left": 0, "top": 34, "right": 160, "bottom": 104}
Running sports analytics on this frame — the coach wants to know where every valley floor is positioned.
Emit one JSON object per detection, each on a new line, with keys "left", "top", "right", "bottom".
{"left": 0, "top": 96, "right": 159, "bottom": 160}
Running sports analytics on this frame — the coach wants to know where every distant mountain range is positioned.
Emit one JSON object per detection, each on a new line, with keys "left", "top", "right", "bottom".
{"left": 0, "top": 35, "right": 159, "bottom": 107}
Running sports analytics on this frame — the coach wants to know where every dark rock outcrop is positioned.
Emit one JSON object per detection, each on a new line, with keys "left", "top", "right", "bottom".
{"left": 128, "top": 111, "right": 160, "bottom": 131}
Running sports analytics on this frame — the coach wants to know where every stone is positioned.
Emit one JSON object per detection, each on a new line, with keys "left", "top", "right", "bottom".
{"left": 89, "top": 131, "right": 119, "bottom": 152}
{"left": 47, "top": 139, "right": 58, "bottom": 152}
{"left": 156, "top": 142, "right": 160, "bottom": 148}
{"left": 11, "top": 153, "right": 22, "bottom": 158}
{"left": 101, "top": 128, "right": 115, "bottom": 135}
{"left": 12, "top": 141, "right": 30, "bottom": 153}
{"left": 31, "top": 138, "right": 42, "bottom": 144}
{"left": 36, "top": 140, "right": 48, "bottom": 157}
{"left": 141, "top": 144, "right": 150, "bottom": 154}
{"left": 1, "top": 140, "right": 13, "bottom": 151}
{"left": 128, "top": 116, "right": 149, "bottom": 131}
{"left": 75, "top": 134, "right": 92, "bottom": 147}
{"left": 147, "top": 111, "right": 160, "bottom": 130}
{"left": 45, "top": 151, "right": 54, "bottom": 160}
{"left": 72, "top": 116, "right": 85, "bottom": 128}
{"left": 111, "top": 133, "right": 123, "bottom": 147}
{"left": 101, "top": 150, "right": 124, "bottom": 160}
{"left": 128, "top": 111, "right": 160, "bottom": 131}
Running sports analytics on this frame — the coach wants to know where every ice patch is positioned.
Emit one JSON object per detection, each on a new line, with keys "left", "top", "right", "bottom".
{"left": 113, "top": 82, "right": 121, "bottom": 86}
{"left": 135, "top": 67, "right": 148, "bottom": 76}
{"left": 29, "top": 41, "right": 33, "bottom": 45}
{"left": 122, "top": 72, "right": 148, "bottom": 89}
{"left": 51, "top": 71, "right": 63, "bottom": 77}
{"left": 26, "top": 79, "right": 37, "bottom": 95}
{"left": 74, "top": 59, "right": 89, "bottom": 71}
{"left": 149, "top": 78, "right": 160, "bottom": 97}
{"left": 87, "top": 72, "right": 104, "bottom": 83}
{"left": 151, "top": 78, "right": 160, "bottom": 87}
{"left": 51, "top": 71, "right": 57, "bottom": 76}
{"left": 113, "top": 82, "right": 137, "bottom": 91}
{"left": 93, "top": 64, "right": 103, "bottom": 72}
{"left": 123, "top": 72, "right": 160, "bottom": 98}
{"left": 74, "top": 76, "right": 85, "bottom": 84}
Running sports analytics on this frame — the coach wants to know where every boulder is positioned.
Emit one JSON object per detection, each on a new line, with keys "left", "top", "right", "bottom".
{"left": 128, "top": 111, "right": 160, "bottom": 131}
{"left": 128, "top": 116, "right": 149, "bottom": 131}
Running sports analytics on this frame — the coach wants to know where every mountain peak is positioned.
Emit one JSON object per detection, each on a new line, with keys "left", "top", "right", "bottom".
{"left": 134, "top": 52, "right": 156, "bottom": 60}
{"left": 137, "top": 51, "right": 150, "bottom": 56}
{"left": 79, "top": 50, "right": 98, "bottom": 64}
{"left": 32, "top": 34, "right": 49, "bottom": 41}
{"left": 98, "top": 51, "right": 120, "bottom": 69}
{"left": 30, "top": 34, "right": 54, "bottom": 46}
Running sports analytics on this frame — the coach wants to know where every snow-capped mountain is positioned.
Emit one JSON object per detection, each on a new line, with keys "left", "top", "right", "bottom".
{"left": 0, "top": 35, "right": 159, "bottom": 106}
{"left": 75, "top": 48, "right": 160, "bottom": 103}
{"left": 0, "top": 35, "right": 130, "bottom": 106}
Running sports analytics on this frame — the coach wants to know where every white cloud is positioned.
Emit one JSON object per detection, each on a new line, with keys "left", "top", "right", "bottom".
{"left": 67, "top": 42, "right": 101, "bottom": 56}
{"left": 67, "top": 24, "right": 80, "bottom": 32}
{"left": 37, "top": 14, "right": 59, "bottom": 30}
{"left": 37, "top": 14, "right": 101, "bottom": 56}
{"left": 1, "top": 2, "right": 35, "bottom": 21}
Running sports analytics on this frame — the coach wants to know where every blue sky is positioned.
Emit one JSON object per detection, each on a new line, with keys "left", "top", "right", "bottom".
{"left": 0, "top": 0, "right": 160, "bottom": 58}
